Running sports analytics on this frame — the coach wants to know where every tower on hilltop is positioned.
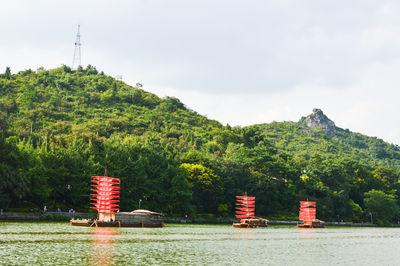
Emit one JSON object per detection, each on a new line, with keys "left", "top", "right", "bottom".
{"left": 72, "top": 24, "right": 82, "bottom": 70}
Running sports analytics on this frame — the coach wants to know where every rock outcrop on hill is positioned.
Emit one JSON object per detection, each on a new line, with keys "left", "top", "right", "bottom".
{"left": 300, "top": 108, "right": 337, "bottom": 137}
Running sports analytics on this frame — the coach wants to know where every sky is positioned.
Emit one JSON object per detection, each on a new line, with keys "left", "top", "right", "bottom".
{"left": 1, "top": 0, "right": 400, "bottom": 145}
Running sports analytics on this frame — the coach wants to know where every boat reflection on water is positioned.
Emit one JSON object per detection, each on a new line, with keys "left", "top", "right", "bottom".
{"left": 89, "top": 227, "right": 117, "bottom": 265}
{"left": 235, "top": 226, "right": 256, "bottom": 241}
{"left": 298, "top": 227, "right": 315, "bottom": 230}
{"left": 298, "top": 227, "right": 316, "bottom": 233}
{"left": 298, "top": 226, "right": 317, "bottom": 241}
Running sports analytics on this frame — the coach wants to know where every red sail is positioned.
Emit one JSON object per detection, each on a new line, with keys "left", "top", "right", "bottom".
{"left": 235, "top": 214, "right": 254, "bottom": 218}
{"left": 91, "top": 203, "right": 119, "bottom": 208}
{"left": 236, "top": 213, "right": 255, "bottom": 216}
{"left": 299, "top": 201, "right": 316, "bottom": 221}
{"left": 92, "top": 185, "right": 121, "bottom": 191}
{"left": 91, "top": 194, "right": 120, "bottom": 199}
{"left": 92, "top": 176, "right": 121, "bottom": 182}
{"left": 235, "top": 211, "right": 255, "bottom": 215}
{"left": 91, "top": 176, "right": 120, "bottom": 214}
{"left": 235, "top": 196, "right": 256, "bottom": 200}
{"left": 90, "top": 201, "right": 119, "bottom": 205}
{"left": 91, "top": 199, "right": 119, "bottom": 203}
{"left": 91, "top": 189, "right": 120, "bottom": 195}
{"left": 235, "top": 193, "right": 256, "bottom": 219}
{"left": 300, "top": 201, "right": 317, "bottom": 207}
{"left": 91, "top": 207, "right": 119, "bottom": 212}
{"left": 92, "top": 182, "right": 120, "bottom": 187}
{"left": 236, "top": 215, "right": 253, "bottom": 219}
{"left": 235, "top": 206, "right": 255, "bottom": 210}
{"left": 92, "top": 180, "right": 120, "bottom": 185}
{"left": 236, "top": 203, "right": 255, "bottom": 207}
{"left": 236, "top": 209, "right": 255, "bottom": 213}
{"left": 236, "top": 199, "right": 255, "bottom": 203}
{"left": 235, "top": 204, "right": 255, "bottom": 208}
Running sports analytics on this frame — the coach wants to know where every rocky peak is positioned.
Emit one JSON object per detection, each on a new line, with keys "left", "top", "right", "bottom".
{"left": 300, "top": 109, "right": 336, "bottom": 137}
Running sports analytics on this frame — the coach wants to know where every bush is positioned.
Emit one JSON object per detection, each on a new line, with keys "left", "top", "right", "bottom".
{"left": 195, "top": 213, "right": 215, "bottom": 218}
{"left": 6, "top": 207, "right": 31, "bottom": 212}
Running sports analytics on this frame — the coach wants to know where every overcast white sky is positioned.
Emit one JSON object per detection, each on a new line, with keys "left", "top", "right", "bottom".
{"left": 1, "top": 0, "right": 400, "bottom": 144}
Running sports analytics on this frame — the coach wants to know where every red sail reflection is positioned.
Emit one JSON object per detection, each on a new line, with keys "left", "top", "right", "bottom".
{"left": 90, "top": 227, "right": 117, "bottom": 265}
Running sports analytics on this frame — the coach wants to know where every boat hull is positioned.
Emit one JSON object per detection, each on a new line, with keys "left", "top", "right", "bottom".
{"left": 70, "top": 219, "right": 164, "bottom": 227}
{"left": 232, "top": 218, "right": 268, "bottom": 228}
{"left": 232, "top": 223, "right": 267, "bottom": 228}
{"left": 297, "top": 220, "right": 324, "bottom": 228}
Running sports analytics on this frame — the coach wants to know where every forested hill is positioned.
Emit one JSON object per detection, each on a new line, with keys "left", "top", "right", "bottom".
{"left": 252, "top": 108, "right": 400, "bottom": 169}
{"left": 0, "top": 65, "right": 222, "bottom": 142}
{"left": 1, "top": 66, "right": 400, "bottom": 225}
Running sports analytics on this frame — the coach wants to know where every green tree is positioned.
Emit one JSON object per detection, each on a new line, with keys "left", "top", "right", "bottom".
{"left": 364, "top": 189, "right": 400, "bottom": 225}
{"left": 0, "top": 136, "right": 28, "bottom": 208}
{"left": 372, "top": 166, "right": 399, "bottom": 192}
{"left": 180, "top": 163, "right": 223, "bottom": 213}
{"left": 4, "top": 67, "right": 11, "bottom": 80}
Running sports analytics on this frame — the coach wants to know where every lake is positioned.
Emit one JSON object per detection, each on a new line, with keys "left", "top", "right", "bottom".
{"left": 0, "top": 222, "right": 399, "bottom": 265}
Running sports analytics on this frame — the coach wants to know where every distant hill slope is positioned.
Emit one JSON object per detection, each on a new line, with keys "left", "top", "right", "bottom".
{"left": 0, "top": 65, "right": 222, "bottom": 146}
{"left": 251, "top": 109, "right": 400, "bottom": 169}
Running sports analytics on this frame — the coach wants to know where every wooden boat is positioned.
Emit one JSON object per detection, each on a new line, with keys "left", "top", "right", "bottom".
{"left": 297, "top": 200, "right": 324, "bottom": 228}
{"left": 232, "top": 217, "right": 268, "bottom": 228}
{"left": 70, "top": 176, "right": 164, "bottom": 228}
{"left": 232, "top": 193, "right": 268, "bottom": 228}
{"left": 70, "top": 209, "right": 165, "bottom": 227}
{"left": 297, "top": 219, "right": 324, "bottom": 228}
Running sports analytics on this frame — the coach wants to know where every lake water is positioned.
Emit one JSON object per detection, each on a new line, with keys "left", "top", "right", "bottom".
{"left": 0, "top": 222, "right": 399, "bottom": 265}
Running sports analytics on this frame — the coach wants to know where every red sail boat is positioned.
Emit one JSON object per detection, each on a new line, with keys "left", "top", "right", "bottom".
{"left": 70, "top": 175, "right": 164, "bottom": 227}
{"left": 297, "top": 200, "right": 324, "bottom": 228}
{"left": 232, "top": 193, "right": 268, "bottom": 228}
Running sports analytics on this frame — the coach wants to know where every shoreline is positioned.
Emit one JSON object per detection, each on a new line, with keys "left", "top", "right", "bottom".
{"left": 1, "top": 211, "right": 397, "bottom": 227}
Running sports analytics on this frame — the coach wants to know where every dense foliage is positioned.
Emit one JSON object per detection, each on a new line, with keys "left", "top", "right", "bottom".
{"left": 1, "top": 66, "right": 400, "bottom": 224}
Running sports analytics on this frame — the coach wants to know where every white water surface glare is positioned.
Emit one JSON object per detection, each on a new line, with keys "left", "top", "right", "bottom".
{"left": 0, "top": 222, "right": 399, "bottom": 265}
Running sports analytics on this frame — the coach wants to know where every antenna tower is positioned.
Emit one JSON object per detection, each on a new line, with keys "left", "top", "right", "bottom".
{"left": 72, "top": 24, "right": 82, "bottom": 70}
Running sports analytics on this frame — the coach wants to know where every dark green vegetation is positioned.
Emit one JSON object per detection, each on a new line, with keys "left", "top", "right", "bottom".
{"left": 1, "top": 66, "right": 400, "bottom": 225}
